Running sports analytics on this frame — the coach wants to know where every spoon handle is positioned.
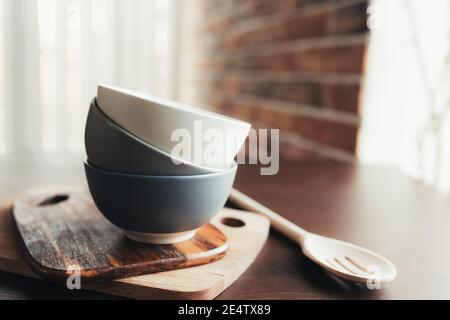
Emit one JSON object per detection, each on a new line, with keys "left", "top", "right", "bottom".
{"left": 229, "top": 189, "right": 308, "bottom": 243}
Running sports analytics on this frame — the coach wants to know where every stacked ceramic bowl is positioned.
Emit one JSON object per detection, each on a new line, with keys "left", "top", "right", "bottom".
{"left": 84, "top": 85, "right": 251, "bottom": 244}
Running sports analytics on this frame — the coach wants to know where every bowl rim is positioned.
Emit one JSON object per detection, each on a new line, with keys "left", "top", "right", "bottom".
{"left": 89, "top": 98, "right": 233, "bottom": 173}
{"left": 98, "top": 84, "right": 251, "bottom": 128}
{"left": 84, "top": 159, "right": 238, "bottom": 180}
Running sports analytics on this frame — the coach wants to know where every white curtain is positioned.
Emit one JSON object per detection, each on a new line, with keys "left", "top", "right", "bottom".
{"left": 0, "top": 0, "right": 178, "bottom": 156}
{"left": 359, "top": 0, "right": 450, "bottom": 192}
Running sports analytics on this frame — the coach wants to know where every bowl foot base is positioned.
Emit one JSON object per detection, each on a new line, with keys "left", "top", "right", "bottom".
{"left": 123, "top": 229, "right": 197, "bottom": 244}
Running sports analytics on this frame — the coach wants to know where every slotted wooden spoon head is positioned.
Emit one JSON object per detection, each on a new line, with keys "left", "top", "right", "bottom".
{"left": 302, "top": 234, "right": 397, "bottom": 283}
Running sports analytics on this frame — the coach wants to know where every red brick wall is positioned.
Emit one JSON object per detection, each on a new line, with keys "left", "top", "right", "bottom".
{"left": 178, "top": 0, "right": 369, "bottom": 163}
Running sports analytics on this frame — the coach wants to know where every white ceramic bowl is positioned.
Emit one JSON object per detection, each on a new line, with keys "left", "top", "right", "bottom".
{"left": 97, "top": 85, "right": 251, "bottom": 169}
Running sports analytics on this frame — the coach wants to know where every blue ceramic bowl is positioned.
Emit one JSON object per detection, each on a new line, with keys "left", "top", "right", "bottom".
{"left": 84, "top": 160, "right": 237, "bottom": 244}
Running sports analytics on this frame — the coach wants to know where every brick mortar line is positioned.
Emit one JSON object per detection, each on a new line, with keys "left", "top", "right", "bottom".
{"left": 204, "top": 90, "right": 361, "bottom": 126}
{"left": 195, "top": 1, "right": 257, "bottom": 31}
{"left": 279, "top": 128, "right": 356, "bottom": 164}
{"left": 212, "top": 0, "right": 368, "bottom": 37}
{"left": 243, "top": 120, "right": 356, "bottom": 164}
{"left": 190, "top": 70, "right": 362, "bottom": 85}
{"left": 200, "top": 1, "right": 231, "bottom": 13}
{"left": 179, "top": 33, "right": 367, "bottom": 57}
{"left": 196, "top": 0, "right": 368, "bottom": 35}
{"left": 192, "top": 34, "right": 369, "bottom": 61}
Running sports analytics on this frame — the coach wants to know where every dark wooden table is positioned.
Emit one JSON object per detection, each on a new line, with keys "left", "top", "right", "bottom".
{"left": 1, "top": 158, "right": 449, "bottom": 299}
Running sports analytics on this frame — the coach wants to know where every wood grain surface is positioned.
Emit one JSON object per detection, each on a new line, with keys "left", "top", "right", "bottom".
{"left": 13, "top": 187, "right": 227, "bottom": 280}
{"left": 2, "top": 161, "right": 450, "bottom": 299}
{"left": 0, "top": 191, "right": 270, "bottom": 299}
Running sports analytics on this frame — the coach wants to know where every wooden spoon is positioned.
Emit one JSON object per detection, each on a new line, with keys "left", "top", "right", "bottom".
{"left": 229, "top": 189, "right": 397, "bottom": 284}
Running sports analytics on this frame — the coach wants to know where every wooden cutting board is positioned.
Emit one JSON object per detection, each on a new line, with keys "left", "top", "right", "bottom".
{"left": 0, "top": 188, "right": 270, "bottom": 299}
{"left": 13, "top": 187, "right": 228, "bottom": 280}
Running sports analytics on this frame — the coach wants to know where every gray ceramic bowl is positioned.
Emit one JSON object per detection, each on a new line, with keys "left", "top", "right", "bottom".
{"left": 85, "top": 98, "right": 224, "bottom": 175}
{"left": 84, "top": 160, "right": 238, "bottom": 244}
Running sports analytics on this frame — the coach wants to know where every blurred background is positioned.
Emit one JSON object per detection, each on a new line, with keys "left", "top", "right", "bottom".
{"left": 0, "top": 0, "right": 449, "bottom": 191}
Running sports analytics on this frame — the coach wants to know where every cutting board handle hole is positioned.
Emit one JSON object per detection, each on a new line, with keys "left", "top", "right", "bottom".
{"left": 221, "top": 217, "right": 245, "bottom": 228}
{"left": 37, "top": 194, "right": 69, "bottom": 207}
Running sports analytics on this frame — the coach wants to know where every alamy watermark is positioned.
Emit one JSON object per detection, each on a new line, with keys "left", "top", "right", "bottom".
{"left": 66, "top": 264, "right": 81, "bottom": 290}
{"left": 171, "top": 121, "right": 280, "bottom": 175}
